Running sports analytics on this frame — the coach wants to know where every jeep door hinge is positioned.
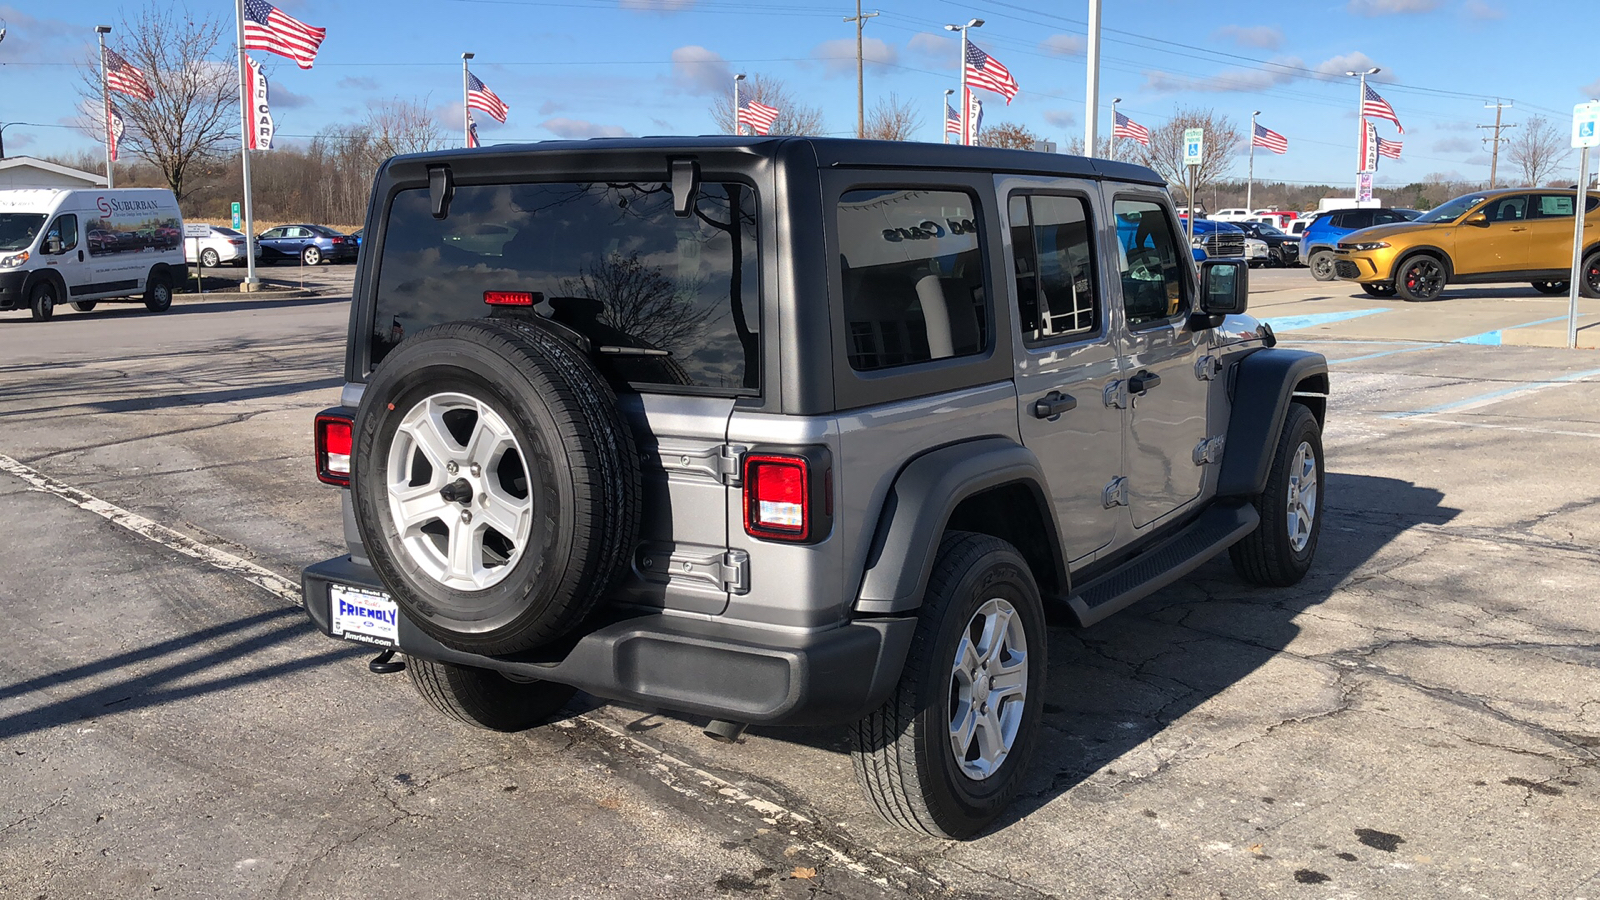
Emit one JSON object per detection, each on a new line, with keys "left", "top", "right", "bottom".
{"left": 718, "top": 444, "right": 747, "bottom": 486}
{"left": 1102, "top": 476, "right": 1129, "bottom": 509}
{"left": 1195, "top": 355, "right": 1224, "bottom": 381}
{"left": 1192, "top": 436, "right": 1226, "bottom": 466}
{"left": 1102, "top": 380, "right": 1129, "bottom": 410}
{"left": 721, "top": 549, "right": 750, "bottom": 594}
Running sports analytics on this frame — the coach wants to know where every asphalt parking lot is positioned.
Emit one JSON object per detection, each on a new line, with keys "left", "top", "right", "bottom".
{"left": 1, "top": 265, "right": 1597, "bottom": 899}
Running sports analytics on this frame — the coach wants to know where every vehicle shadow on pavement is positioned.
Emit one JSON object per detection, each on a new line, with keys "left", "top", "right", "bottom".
{"left": 0, "top": 295, "right": 350, "bottom": 327}
{"left": 0, "top": 607, "right": 364, "bottom": 742}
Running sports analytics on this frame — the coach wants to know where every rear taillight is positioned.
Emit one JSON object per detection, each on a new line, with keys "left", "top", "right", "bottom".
{"left": 742, "top": 450, "right": 832, "bottom": 543}
{"left": 315, "top": 412, "right": 354, "bottom": 486}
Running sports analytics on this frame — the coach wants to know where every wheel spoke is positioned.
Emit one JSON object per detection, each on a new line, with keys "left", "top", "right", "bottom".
{"left": 445, "top": 519, "right": 479, "bottom": 582}
{"left": 478, "top": 485, "right": 531, "bottom": 543}
{"left": 949, "top": 703, "right": 978, "bottom": 758}
{"left": 952, "top": 636, "right": 980, "bottom": 677}
{"left": 466, "top": 405, "right": 515, "bottom": 473}
{"left": 978, "top": 604, "right": 1014, "bottom": 666}
{"left": 402, "top": 405, "right": 460, "bottom": 469}
{"left": 973, "top": 706, "right": 1009, "bottom": 772}
{"left": 989, "top": 655, "right": 1026, "bottom": 699}
{"left": 394, "top": 483, "right": 449, "bottom": 530}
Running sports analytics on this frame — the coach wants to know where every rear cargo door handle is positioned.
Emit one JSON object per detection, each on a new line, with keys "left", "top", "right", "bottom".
{"left": 1032, "top": 391, "right": 1077, "bottom": 419}
{"left": 1129, "top": 371, "right": 1161, "bottom": 394}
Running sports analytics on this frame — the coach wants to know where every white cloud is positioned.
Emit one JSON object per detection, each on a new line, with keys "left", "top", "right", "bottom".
{"left": 337, "top": 76, "right": 380, "bottom": 91}
{"left": 1311, "top": 52, "right": 1393, "bottom": 82}
{"left": 907, "top": 32, "right": 958, "bottom": 71}
{"left": 812, "top": 37, "right": 898, "bottom": 76}
{"left": 1040, "top": 34, "right": 1085, "bottom": 57}
{"left": 1432, "top": 136, "right": 1475, "bottom": 153}
{"left": 1043, "top": 109, "right": 1076, "bottom": 128}
{"left": 271, "top": 85, "right": 314, "bottom": 109}
{"left": 619, "top": 0, "right": 694, "bottom": 10}
{"left": 669, "top": 45, "right": 733, "bottom": 96}
{"left": 1584, "top": 79, "right": 1600, "bottom": 99}
{"left": 1463, "top": 0, "right": 1504, "bottom": 19}
{"left": 541, "top": 118, "right": 631, "bottom": 139}
{"left": 1143, "top": 57, "right": 1304, "bottom": 93}
{"left": 1212, "top": 25, "right": 1284, "bottom": 50}
{"left": 1348, "top": 0, "right": 1441, "bottom": 15}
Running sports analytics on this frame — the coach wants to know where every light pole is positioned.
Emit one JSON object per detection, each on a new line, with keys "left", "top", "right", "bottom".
{"left": 943, "top": 88, "right": 954, "bottom": 145}
{"left": 1108, "top": 97, "right": 1121, "bottom": 161}
{"left": 1347, "top": 67, "right": 1380, "bottom": 203}
{"left": 1247, "top": 109, "right": 1261, "bottom": 215}
{"left": 0, "top": 122, "right": 37, "bottom": 160}
{"left": 95, "top": 26, "right": 112, "bottom": 189}
{"left": 1084, "top": 0, "right": 1103, "bottom": 157}
{"left": 732, "top": 73, "right": 745, "bottom": 135}
{"left": 844, "top": 1, "right": 878, "bottom": 139}
{"left": 944, "top": 18, "right": 982, "bottom": 146}
{"left": 462, "top": 53, "right": 474, "bottom": 148}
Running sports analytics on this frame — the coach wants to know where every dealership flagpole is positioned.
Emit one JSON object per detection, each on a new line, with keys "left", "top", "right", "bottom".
{"left": 96, "top": 26, "right": 113, "bottom": 188}
{"left": 462, "top": 52, "right": 474, "bottom": 146}
{"left": 234, "top": 0, "right": 259, "bottom": 288}
{"left": 1247, "top": 110, "right": 1258, "bottom": 215}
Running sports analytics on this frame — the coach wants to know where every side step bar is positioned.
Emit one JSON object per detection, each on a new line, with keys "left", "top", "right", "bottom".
{"left": 1067, "top": 501, "right": 1260, "bottom": 627}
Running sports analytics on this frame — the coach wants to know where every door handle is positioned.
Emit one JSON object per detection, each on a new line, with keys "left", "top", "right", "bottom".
{"left": 77, "top": 250, "right": 84, "bottom": 262}
{"left": 1129, "top": 371, "right": 1162, "bottom": 394}
{"left": 1032, "top": 391, "right": 1077, "bottom": 419}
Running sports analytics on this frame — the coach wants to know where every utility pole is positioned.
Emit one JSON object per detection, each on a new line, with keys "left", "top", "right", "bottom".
{"left": 1479, "top": 99, "right": 1515, "bottom": 188}
{"left": 844, "top": 1, "right": 878, "bottom": 139}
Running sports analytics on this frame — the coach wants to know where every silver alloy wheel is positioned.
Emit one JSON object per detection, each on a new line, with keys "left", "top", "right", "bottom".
{"left": 948, "top": 597, "right": 1029, "bottom": 781}
{"left": 303, "top": 246, "right": 320, "bottom": 266}
{"left": 200, "top": 248, "right": 220, "bottom": 268}
{"left": 386, "top": 392, "right": 533, "bottom": 591}
{"left": 1286, "top": 440, "right": 1318, "bottom": 552}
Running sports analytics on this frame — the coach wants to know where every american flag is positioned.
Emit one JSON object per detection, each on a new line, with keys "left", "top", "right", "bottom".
{"left": 1113, "top": 111, "right": 1151, "bottom": 146}
{"left": 1377, "top": 135, "right": 1403, "bottom": 160}
{"left": 964, "top": 41, "right": 1018, "bottom": 103}
{"left": 945, "top": 100, "right": 961, "bottom": 137}
{"left": 1362, "top": 83, "right": 1403, "bottom": 134}
{"left": 466, "top": 113, "right": 480, "bottom": 149}
{"left": 1252, "top": 122, "right": 1288, "bottom": 154}
{"left": 467, "top": 71, "right": 508, "bottom": 123}
{"left": 243, "top": 0, "right": 326, "bottom": 70}
{"left": 103, "top": 48, "right": 154, "bottom": 101}
{"left": 737, "top": 98, "right": 779, "bottom": 135}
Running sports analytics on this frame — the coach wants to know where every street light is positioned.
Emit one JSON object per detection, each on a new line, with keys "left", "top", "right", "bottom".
{"left": 943, "top": 88, "right": 954, "bottom": 144}
{"left": 1346, "top": 67, "right": 1381, "bottom": 204}
{"left": 943, "top": 19, "right": 982, "bottom": 145}
{"left": 1108, "top": 96, "right": 1122, "bottom": 160}
{"left": 732, "top": 73, "right": 746, "bottom": 136}
{"left": 0, "top": 121, "right": 36, "bottom": 160}
{"left": 95, "top": 26, "right": 113, "bottom": 188}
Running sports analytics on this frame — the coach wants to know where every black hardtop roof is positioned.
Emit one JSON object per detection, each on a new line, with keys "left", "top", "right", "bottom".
{"left": 386, "top": 135, "right": 1167, "bottom": 188}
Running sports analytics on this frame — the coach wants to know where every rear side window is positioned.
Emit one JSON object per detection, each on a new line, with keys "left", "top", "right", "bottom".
{"left": 372, "top": 182, "right": 760, "bottom": 393}
{"left": 836, "top": 188, "right": 988, "bottom": 371}
{"left": 1008, "top": 193, "right": 1098, "bottom": 343}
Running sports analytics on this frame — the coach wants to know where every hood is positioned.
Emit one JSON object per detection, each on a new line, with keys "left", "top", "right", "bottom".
{"left": 1338, "top": 221, "right": 1438, "bottom": 244}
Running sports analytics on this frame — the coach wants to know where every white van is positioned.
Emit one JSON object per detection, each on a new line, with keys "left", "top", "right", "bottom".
{"left": 0, "top": 188, "right": 184, "bottom": 321}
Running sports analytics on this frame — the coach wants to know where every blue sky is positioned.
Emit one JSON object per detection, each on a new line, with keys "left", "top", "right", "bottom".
{"left": 3, "top": 0, "right": 1598, "bottom": 187}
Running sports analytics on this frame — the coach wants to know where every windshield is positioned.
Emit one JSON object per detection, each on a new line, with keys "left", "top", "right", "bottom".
{"left": 1254, "top": 223, "right": 1285, "bottom": 236}
{"left": 1417, "top": 194, "right": 1488, "bottom": 224}
{"left": 0, "top": 213, "right": 47, "bottom": 252}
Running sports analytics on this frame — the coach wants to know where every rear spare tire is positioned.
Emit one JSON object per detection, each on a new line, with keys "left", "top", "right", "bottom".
{"left": 353, "top": 319, "right": 640, "bottom": 656}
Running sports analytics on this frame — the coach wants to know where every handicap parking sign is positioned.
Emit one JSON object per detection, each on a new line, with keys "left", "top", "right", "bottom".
{"left": 1573, "top": 101, "right": 1600, "bottom": 149}
{"left": 1182, "top": 127, "right": 1204, "bottom": 165}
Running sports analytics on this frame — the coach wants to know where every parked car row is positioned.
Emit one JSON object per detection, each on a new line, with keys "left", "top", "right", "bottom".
{"left": 181, "top": 223, "right": 361, "bottom": 268}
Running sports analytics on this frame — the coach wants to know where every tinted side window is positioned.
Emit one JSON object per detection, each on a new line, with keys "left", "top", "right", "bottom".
{"left": 837, "top": 189, "right": 987, "bottom": 371}
{"left": 45, "top": 214, "right": 77, "bottom": 253}
{"left": 373, "top": 182, "right": 758, "bottom": 392}
{"left": 1114, "top": 199, "right": 1188, "bottom": 329}
{"left": 1009, "top": 193, "right": 1098, "bottom": 343}
{"left": 1373, "top": 210, "right": 1406, "bottom": 225}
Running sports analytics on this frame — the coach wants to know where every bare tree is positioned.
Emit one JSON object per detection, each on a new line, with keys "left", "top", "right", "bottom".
{"left": 366, "top": 97, "right": 447, "bottom": 158}
{"left": 1506, "top": 116, "right": 1571, "bottom": 187}
{"left": 1135, "top": 106, "right": 1241, "bottom": 205}
{"left": 75, "top": 3, "right": 237, "bottom": 202}
{"left": 977, "top": 121, "right": 1043, "bottom": 151}
{"left": 561, "top": 252, "right": 719, "bottom": 351}
{"left": 1064, "top": 135, "right": 1114, "bottom": 158}
{"left": 863, "top": 93, "right": 922, "bottom": 141}
{"left": 709, "top": 75, "right": 827, "bottom": 136}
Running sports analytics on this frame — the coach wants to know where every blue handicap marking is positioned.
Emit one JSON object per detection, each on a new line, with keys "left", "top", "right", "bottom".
{"left": 1259, "top": 308, "right": 1388, "bottom": 332}
{"left": 1582, "top": 122, "right": 1596, "bottom": 139}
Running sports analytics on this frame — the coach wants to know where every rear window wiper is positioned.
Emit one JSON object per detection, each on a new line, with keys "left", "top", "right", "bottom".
{"left": 597, "top": 346, "right": 672, "bottom": 357}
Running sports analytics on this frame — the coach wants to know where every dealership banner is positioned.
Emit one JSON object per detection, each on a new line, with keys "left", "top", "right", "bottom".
{"left": 246, "top": 55, "right": 275, "bottom": 151}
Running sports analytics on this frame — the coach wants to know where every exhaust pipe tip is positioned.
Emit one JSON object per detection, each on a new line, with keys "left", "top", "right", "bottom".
{"left": 703, "top": 719, "right": 747, "bottom": 744}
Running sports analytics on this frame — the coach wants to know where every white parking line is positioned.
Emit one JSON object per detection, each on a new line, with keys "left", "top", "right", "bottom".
{"left": 0, "top": 454, "right": 303, "bottom": 606}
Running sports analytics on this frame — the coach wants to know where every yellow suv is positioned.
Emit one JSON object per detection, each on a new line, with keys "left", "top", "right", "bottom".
{"left": 1333, "top": 188, "right": 1600, "bottom": 301}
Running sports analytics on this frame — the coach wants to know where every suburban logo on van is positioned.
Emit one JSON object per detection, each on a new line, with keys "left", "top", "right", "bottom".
{"left": 881, "top": 218, "right": 979, "bottom": 243}
{"left": 97, "top": 196, "right": 165, "bottom": 216}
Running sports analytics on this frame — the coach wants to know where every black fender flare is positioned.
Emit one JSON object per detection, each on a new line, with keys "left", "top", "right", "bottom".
{"left": 854, "top": 438, "right": 1067, "bottom": 614}
{"left": 1217, "top": 348, "right": 1329, "bottom": 498}
{"left": 21, "top": 269, "right": 67, "bottom": 303}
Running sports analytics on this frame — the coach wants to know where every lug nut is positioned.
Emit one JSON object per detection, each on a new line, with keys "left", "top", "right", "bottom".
{"left": 470, "top": 463, "right": 481, "bottom": 477}
{"left": 447, "top": 461, "right": 459, "bottom": 475}
{"left": 460, "top": 510, "right": 472, "bottom": 523}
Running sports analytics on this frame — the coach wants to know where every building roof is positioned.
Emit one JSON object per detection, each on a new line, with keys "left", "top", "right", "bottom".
{"left": 0, "top": 156, "right": 108, "bottom": 187}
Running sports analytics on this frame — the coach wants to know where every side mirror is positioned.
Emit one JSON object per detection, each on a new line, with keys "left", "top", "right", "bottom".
{"left": 43, "top": 236, "right": 62, "bottom": 255}
{"left": 1466, "top": 212, "right": 1489, "bottom": 227}
{"left": 1198, "top": 258, "right": 1248, "bottom": 318}
{"left": 1191, "top": 246, "right": 1208, "bottom": 263}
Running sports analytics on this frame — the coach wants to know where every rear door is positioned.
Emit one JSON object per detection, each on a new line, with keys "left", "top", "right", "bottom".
{"left": 1525, "top": 192, "right": 1594, "bottom": 272}
{"left": 1109, "top": 194, "right": 1211, "bottom": 531}
{"left": 1006, "top": 186, "right": 1124, "bottom": 563}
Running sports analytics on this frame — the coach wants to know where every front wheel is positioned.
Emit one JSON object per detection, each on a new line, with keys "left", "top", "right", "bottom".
{"left": 1395, "top": 255, "right": 1447, "bottom": 302}
{"left": 852, "top": 532, "right": 1047, "bottom": 839}
{"left": 1361, "top": 283, "right": 1398, "bottom": 297}
{"left": 1230, "top": 404, "right": 1324, "bottom": 587}
{"left": 302, "top": 246, "right": 321, "bottom": 266}
{"left": 1309, "top": 250, "right": 1336, "bottom": 281}
{"left": 28, "top": 281, "right": 57, "bottom": 321}
{"left": 407, "top": 657, "right": 575, "bottom": 731}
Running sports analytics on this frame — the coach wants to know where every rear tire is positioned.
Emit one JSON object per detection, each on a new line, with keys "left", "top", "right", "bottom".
{"left": 1230, "top": 404, "right": 1324, "bottom": 587}
{"left": 1309, "top": 250, "right": 1336, "bottom": 281}
{"left": 28, "top": 281, "right": 57, "bottom": 321}
{"left": 1360, "top": 283, "right": 1397, "bottom": 297}
{"left": 199, "top": 248, "right": 221, "bottom": 268}
{"left": 1530, "top": 281, "right": 1568, "bottom": 295}
{"left": 1581, "top": 252, "right": 1600, "bottom": 299}
{"left": 407, "top": 657, "right": 575, "bottom": 732}
{"left": 1395, "top": 255, "right": 1447, "bottom": 302}
{"left": 144, "top": 273, "right": 173, "bottom": 312}
{"left": 852, "top": 532, "right": 1047, "bottom": 839}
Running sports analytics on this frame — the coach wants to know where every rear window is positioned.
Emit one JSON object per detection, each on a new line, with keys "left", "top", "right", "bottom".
{"left": 371, "top": 181, "right": 759, "bottom": 393}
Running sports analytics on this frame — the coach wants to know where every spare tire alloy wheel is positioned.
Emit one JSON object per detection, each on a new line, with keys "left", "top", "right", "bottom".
{"left": 353, "top": 320, "right": 640, "bottom": 656}
{"left": 29, "top": 282, "right": 56, "bottom": 321}
{"left": 387, "top": 392, "right": 531, "bottom": 592}
{"left": 1396, "top": 256, "right": 1445, "bottom": 302}
{"left": 1309, "top": 250, "right": 1336, "bottom": 282}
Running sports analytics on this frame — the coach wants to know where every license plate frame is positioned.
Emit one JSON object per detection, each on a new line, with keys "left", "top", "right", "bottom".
{"left": 329, "top": 583, "right": 400, "bottom": 648}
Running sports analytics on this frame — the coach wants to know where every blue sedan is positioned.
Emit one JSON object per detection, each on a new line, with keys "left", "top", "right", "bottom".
{"left": 257, "top": 224, "right": 358, "bottom": 266}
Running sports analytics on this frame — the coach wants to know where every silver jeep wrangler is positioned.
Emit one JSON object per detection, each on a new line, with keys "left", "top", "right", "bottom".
{"left": 303, "top": 137, "right": 1329, "bottom": 838}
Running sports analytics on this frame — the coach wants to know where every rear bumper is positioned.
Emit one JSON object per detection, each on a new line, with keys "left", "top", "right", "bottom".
{"left": 302, "top": 556, "right": 916, "bottom": 726}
